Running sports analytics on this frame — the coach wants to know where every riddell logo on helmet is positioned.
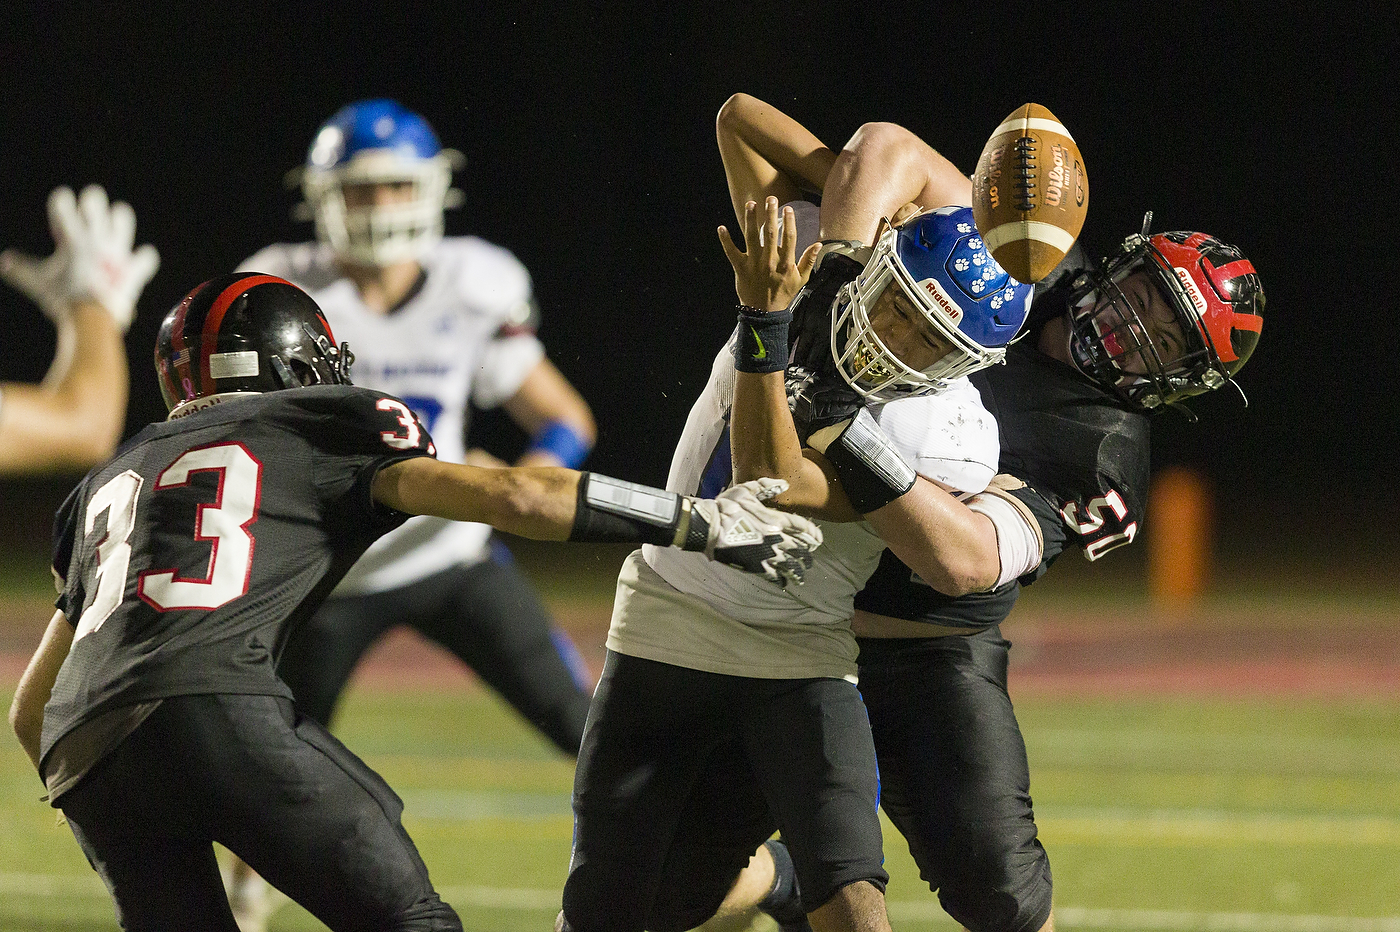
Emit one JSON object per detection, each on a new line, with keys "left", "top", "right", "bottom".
{"left": 1173, "top": 268, "right": 1209, "bottom": 317}
{"left": 920, "top": 280, "right": 964, "bottom": 324}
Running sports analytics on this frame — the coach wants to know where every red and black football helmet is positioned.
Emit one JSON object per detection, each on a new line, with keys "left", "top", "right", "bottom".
{"left": 155, "top": 273, "right": 353, "bottom": 415}
{"left": 1066, "top": 217, "right": 1264, "bottom": 410}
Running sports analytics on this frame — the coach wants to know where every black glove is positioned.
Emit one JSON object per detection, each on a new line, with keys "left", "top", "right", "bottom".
{"left": 787, "top": 249, "right": 864, "bottom": 374}
{"left": 787, "top": 365, "right": 863, "bottom": 446}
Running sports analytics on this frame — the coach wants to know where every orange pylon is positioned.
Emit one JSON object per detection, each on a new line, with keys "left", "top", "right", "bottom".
{"left": 1147, "top": 465, "right": 1212, "bottom": 608}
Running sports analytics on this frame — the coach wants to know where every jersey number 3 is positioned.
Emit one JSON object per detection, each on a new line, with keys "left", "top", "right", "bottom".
{"left": 74, "top": 443, "right": 264, "bottom": 643}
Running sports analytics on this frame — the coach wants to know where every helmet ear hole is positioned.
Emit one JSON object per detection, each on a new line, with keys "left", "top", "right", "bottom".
{"left": 270, "top": 355, "right": 299, "bottom": 389}
{"left": 286, "top": 357, "right": 325, "bottom": 388}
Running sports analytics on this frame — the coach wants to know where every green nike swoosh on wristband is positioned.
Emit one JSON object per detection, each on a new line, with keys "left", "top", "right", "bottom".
{"left": 749, "top": 325, "right": 767, "bottom": 360}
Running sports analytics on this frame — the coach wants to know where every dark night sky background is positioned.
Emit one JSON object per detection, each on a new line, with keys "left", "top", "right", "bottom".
{"left": 1, "top": 6, "right": 1395, "bottom": 566}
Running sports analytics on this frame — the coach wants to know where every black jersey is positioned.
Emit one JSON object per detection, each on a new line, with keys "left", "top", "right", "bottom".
{"left": 853, "top": 291, "right": 1150, "bottom": 628}
{"left": 41, "top": 386, "right": 435, "bottom": 763}
{"left": 977, "top": 337, "right": 1149, "bottom": 571}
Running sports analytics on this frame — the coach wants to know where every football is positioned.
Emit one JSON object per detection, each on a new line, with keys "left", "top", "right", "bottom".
{"left": 971, "top": 103, "right": 1088, "bottom": 283}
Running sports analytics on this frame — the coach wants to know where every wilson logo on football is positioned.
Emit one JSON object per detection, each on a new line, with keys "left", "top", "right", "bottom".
{"left": 921, "top": 279, "right": 964, "bottom": 323}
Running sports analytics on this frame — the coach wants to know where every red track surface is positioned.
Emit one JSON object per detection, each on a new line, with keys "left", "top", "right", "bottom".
{"left": 4, "top": 600, "right": 1398, "bottom": 697}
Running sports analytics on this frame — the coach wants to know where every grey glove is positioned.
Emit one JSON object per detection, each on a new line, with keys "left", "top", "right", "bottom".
{"left": 682, "top": 478, "right": 822, "bottom": 587}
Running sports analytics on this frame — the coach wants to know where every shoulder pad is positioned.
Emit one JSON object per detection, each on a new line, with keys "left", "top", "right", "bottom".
{"left": 974, "top": 347, "right": 1148, "bottom": 561}
{"left": 431, "top": 237, "right": 534, "bottom": 322}
{"left": 237, "top": 242, "right": 341, "bottom": 292}
{"left": 265, "top": 386, "right": 438, "bottom": 460}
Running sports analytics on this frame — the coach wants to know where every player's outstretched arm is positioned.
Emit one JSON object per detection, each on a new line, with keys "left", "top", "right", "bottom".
{"left": 10, "top": 610, "right": 74, "bottom": 772}
{"left": 716, "top": 93, "right": 838, "bottom": 227}
{"left": 372, "top": 458, "right": 821, "bottom": 587}
{"left": 0, "top": 299, "right": 129, "bottom": 473}
{"left": 373, "top": 457, "right": 582, "bottom": 539}
{"left": 0, "top": 185, "right": 159, "bottom": 474}
{"left": 819, "top": 122, "right": 973, "bottom": 246}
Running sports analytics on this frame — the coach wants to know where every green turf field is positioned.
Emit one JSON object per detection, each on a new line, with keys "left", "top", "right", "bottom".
{"left": 2, "top": 520, "right": 1397, "bottom": 930}
{"left": 3, "top": 685, "right": 1398, "bottom": 932}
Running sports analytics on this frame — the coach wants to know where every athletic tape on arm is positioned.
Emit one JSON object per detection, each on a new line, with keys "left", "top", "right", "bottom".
{"left": 964, "top": 475, "right": 1045, "bottom": 587}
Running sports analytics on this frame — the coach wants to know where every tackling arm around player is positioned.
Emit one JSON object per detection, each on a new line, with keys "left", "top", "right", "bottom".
{"left": 0, "top": 186, "right": 158, "bottom": 473}
{"left": 716, "top": 96, "right": 1034, "bottom": 599}
{"left": 716, "top": 95, "right": 1264, "bottom": 932}
{"left": 719, "top": 195, "right": 1012, "bottom": 596}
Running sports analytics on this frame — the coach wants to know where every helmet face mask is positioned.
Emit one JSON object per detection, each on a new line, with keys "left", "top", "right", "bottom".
{"left": 1066, "top": 227, "right": 1264, "bottom": 410}
{"left": 830, "top": 206, "right": 1032, "bottom": 403}
{"left": 156, "top": 273, "right": 354, "bottom": 417}
{"left": 299, "top": 100, "right": 460, "bottom": 267}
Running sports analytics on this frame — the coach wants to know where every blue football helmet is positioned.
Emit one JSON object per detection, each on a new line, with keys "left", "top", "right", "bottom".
{"left": 299, "top": 99, "right": 464, "bottom": 266}
{"left": 831, "top": 205, "right": 1032, "bottom": 402}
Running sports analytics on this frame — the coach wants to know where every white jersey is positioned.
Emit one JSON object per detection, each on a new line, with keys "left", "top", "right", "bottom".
{"left": 240, "top": 237, "right": 545, "bottom": 594}
{"left": 606, "top": 337, "right": 999, "bottom": 680}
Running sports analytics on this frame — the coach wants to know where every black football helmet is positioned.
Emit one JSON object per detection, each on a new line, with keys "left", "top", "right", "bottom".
{"left": 1064, "top": 217, "right": 1264, "bottom": 410}
{"left": 155, "top": 272, "right": 353, "bottom": 415}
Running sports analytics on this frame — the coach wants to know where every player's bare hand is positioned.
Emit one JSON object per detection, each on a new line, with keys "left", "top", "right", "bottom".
{"left": 683, "top": 478, "right": 822, "bottom": 587}
{"left": 718, "top": 196, "right": 820, "bottom": 313}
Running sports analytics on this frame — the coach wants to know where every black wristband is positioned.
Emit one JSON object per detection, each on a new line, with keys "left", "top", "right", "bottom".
{"left": 568, "top": 472, "right": 681, "bottom": 545}
{"left": 816, "top": 410, "right": 917, "bottom": 513}
{"left": 735, "top": 306, "right": 791, "bottom": 374}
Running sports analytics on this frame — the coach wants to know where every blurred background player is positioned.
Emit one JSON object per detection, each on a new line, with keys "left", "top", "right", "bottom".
{"left": 717, "top": 96, "right": 1263, "bottom": 932}
{"left": 0, "top": 185, "right": 158, "bottom": 473}
{"left": 231, "top": 99, "right": 597, "bottom": 929}
{"left": 8, "top": 272, "right": 820, "bottom": 932}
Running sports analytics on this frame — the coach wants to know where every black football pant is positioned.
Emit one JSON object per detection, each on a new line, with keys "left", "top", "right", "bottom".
{"left": 58, "top": 694, "right": 461, "bottom": 932}
{"left": 562, "top": 651, "right": 887, "bottom": 932}
{"left": 279, "top": 555, "right": 591, "bottom": 754}
{"left": 857, "top": 627, "right": 1053, "bottom": 932}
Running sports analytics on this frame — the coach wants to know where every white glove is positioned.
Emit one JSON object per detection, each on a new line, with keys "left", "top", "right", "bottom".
{"left": 683, "top": 478, "right": 823, "bottom": 587}
{"left": 0, "top": 185, "right": 159, "bottom": 331}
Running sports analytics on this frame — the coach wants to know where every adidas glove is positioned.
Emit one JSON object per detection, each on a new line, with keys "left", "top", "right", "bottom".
{"left": 570, "top": 474, "right": 821, "bottom": 587}
{"left": 681, "top": 478, "right": 821, "bottom": 587}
